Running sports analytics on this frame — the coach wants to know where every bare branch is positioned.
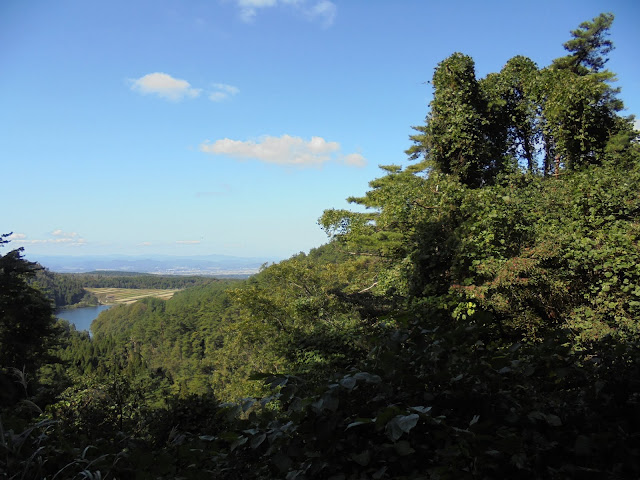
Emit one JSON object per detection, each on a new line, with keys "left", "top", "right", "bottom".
{"left": 358, "top": 281, "right": 379, "bottom": 294}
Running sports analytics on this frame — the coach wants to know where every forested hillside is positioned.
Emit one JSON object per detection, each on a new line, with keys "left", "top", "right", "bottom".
{"left": 29, "top": 270, "right": 219, "bottom": 308}
{"left": 75, "top": 272, "right": 218, "bottom": 290}
{"left": 2, "top": 13, "right": 640, "bottom": 479}
{"left": 31, "top": 268, "right": 98, "bottom": 308}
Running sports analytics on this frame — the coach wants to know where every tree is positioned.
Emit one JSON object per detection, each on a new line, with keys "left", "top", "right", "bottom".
{"left": 552, "top": 12, "right": 615, "bottom": 74}
{"left": 540, "top": 66, "right": 623, "bottom": 170}
{"left": 0, "top": 234, "right": 57, "bottom": 378}
{"left": 484, "top": 56, "right": 540, "bottom": 172}
{"left": 408, "top": 53, "right": 502, "bottom": 187}
{"left": 542, "top": 13, "right": 626, "bottom": 170}
{"left": 433, "top": 53, "right": 500, "bottom": 184}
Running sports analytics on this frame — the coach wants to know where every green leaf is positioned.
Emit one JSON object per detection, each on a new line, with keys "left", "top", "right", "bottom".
{"left": 346, "top": 418, "right": 374, "bottom": 430}
{"left": 385, "top": 413, "right": 420, "bottom": 441}
{"left": 339, "top": 376, "right": 357, "bottom": 390}
{"left": 230, "top": 435, "right": 248, "bottom": 451}
{"left": 353, "top": 372, "right": 382, "bottom": 383}
{"left": 409, "top": 405, "right": 432, "bottom": 415}
{"left": 251, "top": 433, "right": 267, "bottom": 449}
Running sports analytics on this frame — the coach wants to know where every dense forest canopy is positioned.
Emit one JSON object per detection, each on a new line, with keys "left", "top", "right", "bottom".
{"left": 2, "top": 13, "right": 640, "bottom": 479}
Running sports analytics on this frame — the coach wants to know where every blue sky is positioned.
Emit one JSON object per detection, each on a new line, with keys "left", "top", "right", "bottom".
{"left": 2, "top": 0, "right": 639, "bottom": 260}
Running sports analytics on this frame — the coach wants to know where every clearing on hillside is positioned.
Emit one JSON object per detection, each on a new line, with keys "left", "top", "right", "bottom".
{"left": 85, "top": 287, "right": 179, "bottom": 305}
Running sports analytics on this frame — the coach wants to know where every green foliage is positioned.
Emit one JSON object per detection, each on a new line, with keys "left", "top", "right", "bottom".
{"left": 0, "top": 239, "right": 58, "bottom": 387}
{"left": 447, "top": 163, "right": 640, "bottom": 343}
{"left": 75, "top": 272, "right": 218, "bottom": 290}
{"left": 409, "top": 53, "right": 501, "bottom": 187}
{"left": 30, "top": 268, "right": 97, "bottom": 308}
{"left": 408, "top": 13, "right": 626, "bottom": 179}
{"left": 206, "top": 320, "right": 640, "bottom": 479}
{"left": 482, "top": 56, "right": 539, "bottom": 171}
{"left": 552, "top": 12, "right": 615, "bottom": 74}
{"left": 539, "top": 67, "right": 623, "bottom": 170}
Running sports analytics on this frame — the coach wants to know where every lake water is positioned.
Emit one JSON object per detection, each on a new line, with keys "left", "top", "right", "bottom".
{"left": 56, "top": 305, "right": 113, "bottom": 333}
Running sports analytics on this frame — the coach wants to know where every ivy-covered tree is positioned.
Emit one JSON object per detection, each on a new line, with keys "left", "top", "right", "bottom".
{"left": 543, "top": 12, "right": 625, "bottom": 170}
{"left": 408, "top": 53, "right": 501, "bottom": 187}
{"left": 485, "top": 56, "right": 540, "bottom": 172}
{"left": 407, "top": 13, "right": 627, "bottom": 176}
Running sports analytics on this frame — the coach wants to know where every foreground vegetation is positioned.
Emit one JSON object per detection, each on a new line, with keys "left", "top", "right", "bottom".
{"left": 2, "top": 13, "right": 639, "bottom": 479}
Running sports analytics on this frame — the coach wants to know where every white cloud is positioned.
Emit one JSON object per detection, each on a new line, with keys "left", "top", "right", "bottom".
{"left": 8, "top": 233, "right": 26, "bottom": 240}
{"left": 22, "top": 238, "right": 86, "bottom": 246}
{"left": 176, "top": 240, "right": 201, "bottom": 245}
{"left": 200, "top": 134, "right": 366, "bottom": 168}
{"left": 233, "top": 0, "right": 336, "bottom": 26}
{"left": 209, "top": 83, "right": 240, "bottom": 102}
{"left": 130, "top": 72, "right": 201, "bottom": 101}
{"left": 634, "top": 118, "right": 640, "bottom": 131}
{"left": 140, "top": 242, "right": 152, "bottom": 247}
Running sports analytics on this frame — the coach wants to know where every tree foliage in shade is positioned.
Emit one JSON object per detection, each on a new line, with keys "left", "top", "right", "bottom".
{"left": 0, "top": 234, "right": 58, "bottom": 403}
{"left": 30, "top": 268, "right": 97, "bottom": 308}
{"left": 421, "top": 53, "right": 500, "bottom": 186}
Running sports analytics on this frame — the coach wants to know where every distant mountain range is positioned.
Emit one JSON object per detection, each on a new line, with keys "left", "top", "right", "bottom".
{"left": 30, "top": 254, "right": 278, "bottom": 276}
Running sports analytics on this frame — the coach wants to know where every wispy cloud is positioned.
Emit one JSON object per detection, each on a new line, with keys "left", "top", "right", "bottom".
{"left": 200, "top": 134, "right": 367, "bottom": 168}
{"left": 13, "top": 230, "right": 87, "bottom": 246}
{"left": 130, "top": 72, "right": 202, "bottom": 101}
{"left": 307, "top": 0, "right": 336, "bottom": 27}
{"left": 176, "top": 240, "right": 201, "bottom": 245}
{"left": 342, "top": 152, "right": 367, "bottom": 167}
{"left": 234, "top": 0, "right": 336, "bottom": 27}
{"left": 209, "top": 83, "right": 240, "bottom": 102}
{"left": 52, "top": 229, "right": 79, "bottom": 238}
{"left": 237, "top": 0, "right": 277, "bottom": 23}
{"left": 139, "top": 242, "right": 152, "bottom": 247}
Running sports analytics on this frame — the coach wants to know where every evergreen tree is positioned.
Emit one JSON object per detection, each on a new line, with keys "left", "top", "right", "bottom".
{"left": 552, "top": 12, "right": 614, "bottom": 74}
{"left": 0, "top": 234, "right": 57, "bottom": 386}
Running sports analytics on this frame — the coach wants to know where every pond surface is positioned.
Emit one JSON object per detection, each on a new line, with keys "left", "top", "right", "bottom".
{"left": 56, "top": 305, "right": 113, "bottom": 333}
